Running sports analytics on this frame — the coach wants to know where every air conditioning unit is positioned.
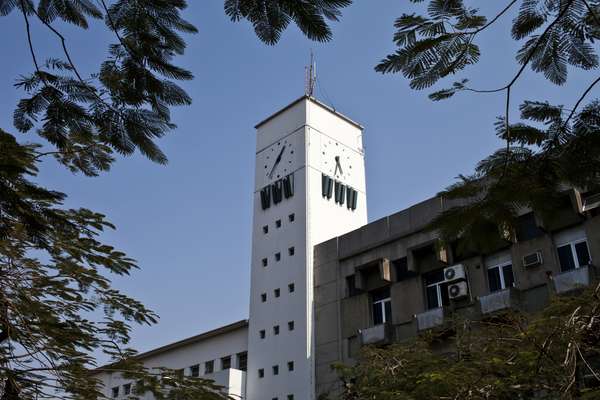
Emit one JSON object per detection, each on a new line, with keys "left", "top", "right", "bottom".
{"left": 522, "top": 251, "right": 543, "bottom": 268}
{"left": 448, "top": 281, "right": 469, "bottom": 299}
{"left": 444, "top": 264, "right": 466, "bottom": 282}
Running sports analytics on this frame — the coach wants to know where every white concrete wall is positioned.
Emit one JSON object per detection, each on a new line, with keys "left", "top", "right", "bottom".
{"left": 247, "top": 97, "right": 367, "bottom": 400}
{"left": 95, "top": 325, "right": 248, "bottom": 400}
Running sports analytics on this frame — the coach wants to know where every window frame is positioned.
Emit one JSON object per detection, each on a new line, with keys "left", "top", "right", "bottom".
{"left": 487, "top": 261, "right": 515, "bottom": 292}
{"left": 371, "top": 288, "right": 392, "bottom": 325}
{"left": 112, "top": 387, "right": 119, "bottom": 398}
{"left": 556, "top": 239, "right": 590, "bottom": 271}
{"left": 423, "top": 269, "right": 449, "bottom": 310}
{"left": 204, "top": 360, "right": 214, "bottom": 375}
{"left": 221, "top": 355, "right": 232, "bottom": 370}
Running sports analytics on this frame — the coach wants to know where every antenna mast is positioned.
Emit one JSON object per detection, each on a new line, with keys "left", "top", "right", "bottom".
{"left": 305, "top": 51, "right": 316, "bottom": 97}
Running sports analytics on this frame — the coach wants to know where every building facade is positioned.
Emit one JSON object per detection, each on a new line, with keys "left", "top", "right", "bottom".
{"left": 313, "top": 192, "right": 600, "bottom": 397}
{"left": 246, "top": 96, "right": 367, "bottom": 400}
{"left": 95, "top": 320, "right": 249, "bottom": 400}
{"left": 95, "top": 95, "right": 600, "bottom": 400}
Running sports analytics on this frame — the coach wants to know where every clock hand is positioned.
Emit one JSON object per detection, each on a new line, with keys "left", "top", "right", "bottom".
{"left": 335, "top": 156, "right": 343, "bottom": 175}
{"left": 269, "top": 145, "right": 286, "bottom": 179}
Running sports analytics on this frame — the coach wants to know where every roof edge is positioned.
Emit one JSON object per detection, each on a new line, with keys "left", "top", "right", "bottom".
{"left": 254, "top": 95, "right": 364, "bottom": 130}
{"left": 93, "top": 319, "right": 249, "bottom": 372}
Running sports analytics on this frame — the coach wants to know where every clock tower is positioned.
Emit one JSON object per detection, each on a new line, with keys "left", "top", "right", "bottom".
{"left": 247, "top": 96, "right": 367, "bottom": 400}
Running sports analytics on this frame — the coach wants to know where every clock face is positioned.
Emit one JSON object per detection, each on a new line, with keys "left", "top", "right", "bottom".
{"left": 258, "top": 137, "right": 297, "bottom": 185}
{"left": 320, "top": 138, "right": 353, "bottom": 181}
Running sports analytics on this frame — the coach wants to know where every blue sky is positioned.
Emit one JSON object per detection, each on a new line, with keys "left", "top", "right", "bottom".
{"left": 0, "top": 2, "right": 594, "bottom": 361}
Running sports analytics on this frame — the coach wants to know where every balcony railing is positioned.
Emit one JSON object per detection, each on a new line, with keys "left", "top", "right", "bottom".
{"left": 553, "top": 267, "right": 590, "bottom": 294}
{"left": 416, "top": 308, "right": 445, "bottom": 331}
{"left": 479, "top": 288, "right": 516, "bottom": 314}
{"left": 359, "top": 323, "right": 393, "bottom": 345}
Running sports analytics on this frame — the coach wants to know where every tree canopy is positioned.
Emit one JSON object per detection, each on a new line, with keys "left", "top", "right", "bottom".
{"left": 336, "top": 284, "right": 600, "bottom": 399}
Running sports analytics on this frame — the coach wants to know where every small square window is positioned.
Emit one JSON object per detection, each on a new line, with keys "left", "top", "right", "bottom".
{"left": 221, "top": 356, "right": 231, "bottom": 370}
{"left": 262, "top": 225, "right": 268, "bottom": 234}
{"left": 273, "top": 325, "right": 280, "bottom": 335}
{"left": 237, "top": 352, "right": 247, "bottom": 371}
{"left": 273, "top": 398, "right": 279, "bottom": 400}
{"left": 259, "top": 330, "right": 266, "bottom": 339}
{"left": 205, "top": 360, "right": 214, "bottom": 374}
{"left": 123, "top": 383, "right": 131, "bottom": 395}
{"left": 258, "top": 369, "right": 264, "bottom": 378}
{"left": 262, "top": 258, "right": 268, "bottom": 267}
{"left": 275, "top": 252, "right": 281, "bottom": 261}
{"left": 287, "top": 361, "right": 294, "bottom": 371}
{"left": 288, "top": 283, "right": 295, "bottom": 293}
{"left": 288, "top": 247, "right": 295, "bottom": 256}
{"left": 273, "top": 365, "right": 279, "bottom": 375}
{"left": 274, "top": 288, "right": 281, "bottom": 298}
{"left": 190, "top": 364, "right": 200, "bottom": 377}
{"left": 261, "top": 293, "right": 267, "bottom": 302}
{"left": 287, "top": 395, "right": 294, "bottom": 400}
{"left": 276, "top": 219, "right": 282, "bottom": 228}
{"left": 288, "top": 321, "right": 294, "bottom": 331}
{"left": 112, "top": 387, "right": 119, "bottom": 398}
{"left": 289, "top": 213, "right": 295, "bottom": 222}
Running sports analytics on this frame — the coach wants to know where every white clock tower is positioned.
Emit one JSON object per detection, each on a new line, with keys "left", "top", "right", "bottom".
{"left": 247, "top": 96, "right": 367, "bottom": 400}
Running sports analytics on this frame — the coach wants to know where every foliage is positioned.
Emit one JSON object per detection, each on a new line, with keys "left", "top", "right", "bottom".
{"left": 224, "top": 0, "right": 352, "bottom": 44}
{"left": 375, "top": 0, "right": 600, "bottom": 254}
{"left": 336, "top": 284, "right": 600, "bottom": 400}
{"left": 0, "top": 0, "right": 350, "bottom": 399}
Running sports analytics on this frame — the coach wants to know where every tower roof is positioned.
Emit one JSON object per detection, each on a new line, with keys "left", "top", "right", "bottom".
{"left": 254, "top": 95, "right": 364, "bottom": 130}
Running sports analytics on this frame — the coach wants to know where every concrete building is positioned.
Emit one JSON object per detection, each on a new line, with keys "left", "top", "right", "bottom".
{"left": 313, "top": 191, "right": 600, "bottom": 398}
{"left": 94, "top": 94, "right": 600, "bottom": 400}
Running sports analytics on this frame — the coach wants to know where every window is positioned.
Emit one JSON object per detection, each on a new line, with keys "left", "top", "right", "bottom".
{"left": 123, "top": 384, "right": 131, "bottom": 395}
{"left": 259, "top": 329, "right": 266, "bottom": 339}
{"left": 205, "top": 360, "right": 214, "bottom": 374}
{"left": 276, "top": 219, "right": 282, "bottom": 228}
{"left": 258, "top": 368, "right": 264, "bottom": 378}
{"left": 261, "top": 293, "right": 267, "bottom": 302}
{"left": 273, "top": 365, "right": 279, "bottom": 375}
{"left": 516, "top": 212, "right": 544, "bottom": 241}
{"left": 262, "top": 225, "right": 268, "bottom": 234}
{"left": 274, "top": 288, "right": 280, "bottom": 298}
{"left": 262, "top": 258, "right": 268, "bottom": 267}
{"left": 487, "top": 262, "right": 515, "bottom": 292}
{"left": 190, "top": 364, "right": 200, "bottom": 377}
{"left": 287, "top": 361, "right": 294, "bottom": 371}
{"left": 237, "top": 352, "right": 247, "bottom": 371}
{"left": 287, "top": 395, "right": 294, "bottom": 400}
{"left": 288, "top": 246, "right": 295, "bottom": 256}
{"left": 112, "top": 387, "right": 119, "bottom": 398}
{"left": 371, "top": 287, "right": 391, "bottom": 325}
{"left": 275, "top": 252, "right": 281, "bottom": 261}
{"left": 288, "top": 321, "right": 294, "bottom": 331}
{"left": 273, "top": 325, "right": 280, "bottom": 335}
{"left": 557, "top": 240, "right": 590, "bottom": 272}
{"left": 288, "top": 283, "right": 295, "bottom": 293}
{"left": 289, "top": 213, "right": 295, "bottom": 222}
{"left": 221, "top": 356, "right": 231, "bottom": 370}
{"left": 423, "top": 269, "right": 450, "bottom": 310}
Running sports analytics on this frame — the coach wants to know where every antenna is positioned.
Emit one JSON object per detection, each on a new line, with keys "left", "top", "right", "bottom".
{"left": 304, "top": 51, "right": 316, "bottom": 97}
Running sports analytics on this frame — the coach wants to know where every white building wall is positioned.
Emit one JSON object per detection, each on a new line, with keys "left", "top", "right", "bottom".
{"left": 247, "top": 97, "right": 367, "bottom": 400}
{"left": 96, "top": 324, "right": 248, "bottom": 400}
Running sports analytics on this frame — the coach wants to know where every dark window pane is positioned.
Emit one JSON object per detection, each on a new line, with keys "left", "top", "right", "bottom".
{"left": 384, "top": 300, "right": 392, "bottom": 323}
{"left": 516, "top": 212, "right": 544, "bottom": 241}
{"left": 372, "top": 287, "right": 390, "bottom": 302}
{"left": 487, "top": 267, "right": 502, "bottom": 292}
{"left": 426, "top": 286, "right": 439, "bottom": 309}
{"left": 372, "top": 303, "right": 383, "bottom": 325}
{"left": 424, "top": 269, "right": 445, "bottom": 286}
{"left": 557, "top": 245, "right": 576, "bottom": 272}
{"left": 502, "top": 265, "right": 515, "bottom": 289}
{"left": 575, "top": 241, "right": 590, "bottom": 267}
{"left": 440, "top": 282, "right": 450, "bottom": 306}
